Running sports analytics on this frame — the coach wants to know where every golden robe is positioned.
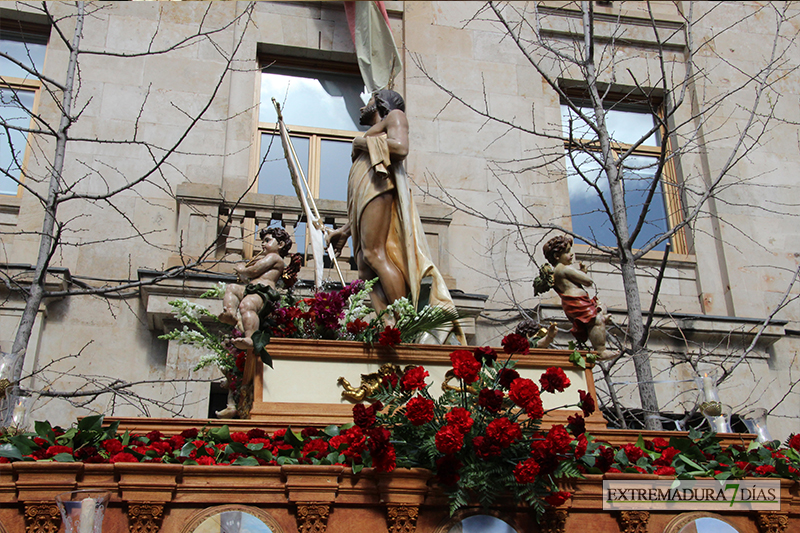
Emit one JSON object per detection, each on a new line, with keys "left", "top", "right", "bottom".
{"left": 348, "top": 133, "right": 463, "bottom": 342}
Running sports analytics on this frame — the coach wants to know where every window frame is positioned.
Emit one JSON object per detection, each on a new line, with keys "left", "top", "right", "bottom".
{"left": 253, "top": 56, "right": 365, "bottom": 201}
{"left": 0, "top": 19, "right": 49, "bottom": 198}
{"left": 560, "top": 91, "right": 688, "bottom": 255}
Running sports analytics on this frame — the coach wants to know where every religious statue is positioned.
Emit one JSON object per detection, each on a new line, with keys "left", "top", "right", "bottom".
{"left": 327, "top": 89, "right": 463, "bottom": 343}
{"left": 543, "top": 235, "right": 617, "bottom": 360}
{"left": 218, "top": 226, "right": 292, "bottom": 350}
{"left": 515, "top": 318, "right": 558, "bottom": 349}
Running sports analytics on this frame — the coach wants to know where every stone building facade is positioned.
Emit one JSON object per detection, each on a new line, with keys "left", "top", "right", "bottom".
{"left": 1, "top": 2, "right": 798, "bottom": 440}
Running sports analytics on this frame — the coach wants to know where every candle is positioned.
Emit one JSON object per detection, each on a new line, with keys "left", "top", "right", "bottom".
{"left": 714, "top": 416, "right": 728, "bottom": 433}
{"left": 79, "top": 497, "right": 95, "bottom": 533}
{"left": 702, "top": 375, "right": 714, "bottom": 402}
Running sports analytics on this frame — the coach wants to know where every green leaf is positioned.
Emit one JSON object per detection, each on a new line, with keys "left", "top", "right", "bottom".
{"left": 225, "top": 442, "right": 249, "bottom": 455}
{"left": 121, "top": 431, "right": 131, "bottom": 447}
{"left": 104, "top": 421, "right": 120, "bottom": 440}
{"left": 352, "top": 462, "right": 363, "bottom": 475}
{"left": 9, "top": 436, "right": 37, "bottom": 455}
{"left": 0, "top": 444, "right": 22, "bottom": 461}
{"left": 208, "top": 426, "right": 230, "bottom": 442}
{"left": 252, "top": 331, "right": 273, "bottom": 368}
{"left": 284, "top": 429, "right": 304, "bottom": 447}
{"left": 325, "top": 451, "right": 341, "bottom": 464}
{"left": 688, "top": 427, "right": 703, "bottom": 440}
{"left": 52, "top": 453, "right": 75, "bottom": 463}
{"left": 678, "top": 455, "right": 704, "bottom": 472}
{"left": 233, "top": 456, "right": 260, "bottom": 466}
{"left": 569, "top": 350, "right": 586, "bottom": 369}
{"left": 34, "top": 421, "right": 55, "bottom": 444}
{"left": 78, "top": 415, "right": 104, "bottom": 433}
{"left": 323, "top": 425, "right": 340, "bottom": 437}
{"left": 180, "top": 442, "right": 198, "bottom": 457}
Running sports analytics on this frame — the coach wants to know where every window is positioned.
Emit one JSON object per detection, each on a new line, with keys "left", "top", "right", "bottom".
{"left": 0, "top": 20, "right": 48, "bottom": 196}
{"left": 561, "top": 99, "right": 687, "bottom": 254}
{"left": 257, "top": 63, "right": 369, "bottom": 202}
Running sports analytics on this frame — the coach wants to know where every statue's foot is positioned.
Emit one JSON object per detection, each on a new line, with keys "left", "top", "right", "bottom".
{"left": 218, "top": 310, "right": 238, "bottom": 326}
{"left": 232, "top": 336, "right": 253, "bottom": 350}
{"left": 216, "top": 405, "right": 238, "bottom": 419}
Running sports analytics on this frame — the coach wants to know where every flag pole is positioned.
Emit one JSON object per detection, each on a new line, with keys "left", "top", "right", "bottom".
{"left": 272, "top": 99, "right": 345, "bottom": 286}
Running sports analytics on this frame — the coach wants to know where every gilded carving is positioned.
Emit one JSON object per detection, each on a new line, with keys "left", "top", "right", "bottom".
{"left": 756, "top": 512, "right": 789, "bottom": 533}
{"left": 618, "top": 510, "right": 649, "bottom": 533}
{"left": 296, "top": 504, "right": 330, "bottom": 533}
{"left": 540, "top": 508, "right": 568, "bottom": 533}
{"left": 386, "top": 504, "right": 419, "bottom": 533}
{"left": 23, "top": 503, "right": 60, "bottom": 533}
{"left": 338, "top": 363, "right": 401, "bottom": 401}
{"left": 127, "top": 502, "right": 165, "bottom": 533}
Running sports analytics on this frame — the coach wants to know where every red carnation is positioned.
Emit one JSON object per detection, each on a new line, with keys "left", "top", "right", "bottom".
{"left": 247, "top": 428, "right": 268, "bottom": 439}
{"left": 509, "top": 378, "right": 540, "bottom": 408}
{"left": 478, "top": 388, "right": 504, "bottom": 412}
{"left": 655, "top": 466, "right": 676, "bottom": 476}
{"left": 450, "top": 350, "right": 481, "bottom": 383}
{"left": 653, "top": 446, "right": 679, "bottom": 467}
{"left": 621, "top": 443, "right": 646, "bottom": 463}
{"left": 524, "top": 394, "right": 545, "bottom": 419}
{"left": 436, "top": 455, "right": 462, "bottom": 486}
{"left": 513, "top": 458, "right": 540, "bottom": 483}
{"left": 353, "top": 403, "right": 377, "bottom": 429}
{"left": 346, "top": 318, "right": 369, "bottom": 335}
{"left": 180, "top": 428, "right": 199, "bottom": 439}
{"left": 574, "top": 434, "right": 588, "bottom": 459}
{"left": 544, "top": 491, "right": 571, "bottom": 507}
{"left": 545, "top": 425, "right": 572, "bottom": 454}
{"left": 567, "top": 414, "right": 585, "bottom": 436}
{"left": 498, "top": 368, "right": 520, "bottom": 389}
{"left": 101, "top": 439, "right": 124, "bottom": 455}
{"left": 474, "top": 346, "right": 498, "bottom": 365}
{"left": 197, "top": 456, "right": 216, "bottom": 466}
{"left": 755, "top": 465, "right": 777, "bottom": 476}
{"left": 230, "top": 432, "right": 248, "bottom": 443}
{"left": 539, "top": 367, "right": 571, "bottom": 393}
{"left": 401, "top": 366, "right": 429, "bottom": 391}
{"left": 372, "top": 445, "right": 396, "bottom": 472}
{"left": 302, "top": 438, "right": 330, "bottom": 459}
{"left": 486, "top": 417, "right": 522, "bottom": 448}
{"left": 378, "top": 326, "right": 402, "bottom": 347}
{"left": 109, "top": 452, "right": 139, "bottom": 463}
{"left": 473, "top": 436, "right": 502, "bottom": 459}
{"left": 45, "top": 445, "right": 73, "bottom": 458}
{"left": 502, "top": 333, "right": 530, "bottom": 355}
{"left": 406, "top": 396, "right": 435, "bottom": 426}
{"left": 651, "top": 437, "right": 669, "bottom": 450}
{"left": 444, "top": 407, "right": 474, "bottom": 434}
{"left": 578, "top": 389, "right": 596, "bottom": 416}
{"left": 435, "top": 425, "right": 464, "bottom": 455}
{"left": 789, "top": 434, "right": 800, "bottom": 451}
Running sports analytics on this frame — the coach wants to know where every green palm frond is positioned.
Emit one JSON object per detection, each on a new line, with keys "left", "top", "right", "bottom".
{"left": 396, "top": 305, "right": 461, "bottom": 343}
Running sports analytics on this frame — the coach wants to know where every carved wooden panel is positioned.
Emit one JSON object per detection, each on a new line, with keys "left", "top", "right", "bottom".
{"left": 757, "top": 512, "right": 789, "bottom": 533}
{"left": 127, "top": 502, "right": 165, "bottom": 533}
{"left": 541, "top": 508, "right": 568, "bottom": 533}
{"left": 296, "top": 503, "right": 330, "bottom": 533}
{"left": 618, "top": 510, "right": 649, "bottom": 533}
{"left": 386, "top": 504, "right": 419, "bottom": 533}
{"left": 23, "top": 503, "right": 60, "bottom": 533}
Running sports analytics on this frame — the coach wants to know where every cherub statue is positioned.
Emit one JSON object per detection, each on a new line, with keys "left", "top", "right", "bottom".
{"left": 543, "top": 235, "right": 617, "bottom": 360}
{"left": 219, "top": 226, "right": 292, "bottom": 350}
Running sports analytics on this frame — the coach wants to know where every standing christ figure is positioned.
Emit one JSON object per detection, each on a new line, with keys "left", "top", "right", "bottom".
{"left": 328, "top": 90, "right": 460, "bottom": 338}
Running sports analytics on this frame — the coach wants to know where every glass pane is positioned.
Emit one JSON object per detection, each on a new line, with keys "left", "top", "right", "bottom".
{"left": 192, "top": 511, "right": 273, "bottom": 533}
{"left": 0, "top": 87, "right": 36, "bottom": 195}
{"left": 0, "top": 33, "right": 47, "bottom": 80}
{"left": 318, "top": 138, "right": 351, "bottom": 201}
{"left": 561, "top": 105, "right": 659, "bottom": 146}
{"left": 260, "top": 68, "right": 369, "bottom": 131}
{"left": 257, "top": 133, "right": 309, "bottom": 196}
{"left": 680, "top": 517, "right": 740, "bottom": 533}
{"left": 447, "top": 515, "right": 517, "bottom": 533}
{"left": 566, "top": 152, "right": 667, "bottom": 250}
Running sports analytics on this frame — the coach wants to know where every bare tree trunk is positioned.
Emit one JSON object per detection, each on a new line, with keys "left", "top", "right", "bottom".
{"left": 8, "top": 3, "right": 84, "bottom": 389}
{"left": 581, "top": 1, "right": 662, "bottom": 430}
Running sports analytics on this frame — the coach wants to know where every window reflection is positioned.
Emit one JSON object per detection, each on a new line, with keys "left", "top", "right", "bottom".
{"left": 260, "top": 69, "right": 369, "bottom": 131}
{"left": 446, "top": 515, "right": 517, "bottom": 533}
{"left": 193, "top": 511, "right": 273, "bottom": 533}
{"left": 566, "top": 152, "right": 668, "bottom": 250}
{"left": 0, "top": 88, "right": 35, "bottom": 194}
{"left": 561, "top": 105, "right": 659, "bottom": 146}
{"left": 257, "top": 133, "right": 309, "bottom": 197}
{"left": 678, "top": 517, "right": 739, "bottom": 533}
{"left": 319, "top": 139, "right": 351, "bottom": 202}
{"left": 0, "top": 33, "right": 47, "bottom": 79}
